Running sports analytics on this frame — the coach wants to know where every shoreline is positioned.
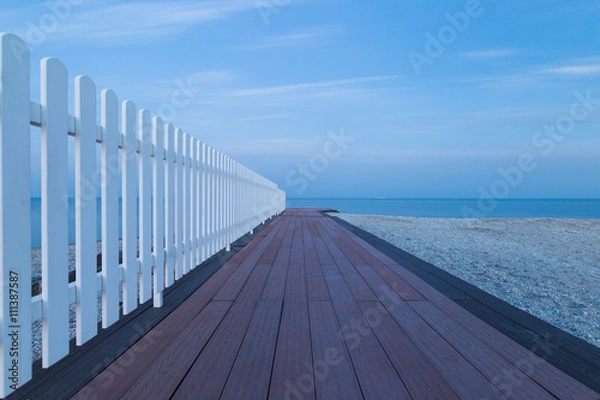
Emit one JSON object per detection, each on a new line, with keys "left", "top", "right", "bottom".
{"left": 337, "top": 213, "right": 600, "bottom": 349}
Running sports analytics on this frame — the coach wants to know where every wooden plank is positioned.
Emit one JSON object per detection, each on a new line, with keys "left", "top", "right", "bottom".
{"left": 221, "top": 300, "right": 283, "bottom": 400}
{"left": 269, "top": 228, "right": 312, "bottom": 399}
{"left": 0, "top": 33, "right": 33, "bottom": 395}
{"left": 258, "top": 236, "right": 283, "bottom": 264}
{"left": 173, "top": 265, "right": 271, "bottom": 399}
{"left": 357, "top": 301, "right": 460, "bottom": 400}
{"left": 283, "top": 219, "right": 306, "bottom": 303}
{"left": 349, "top": 246, "right": 425, "bottom": 302}
{"left": 367, "top": 287, "right": 502, "bottom": 398}
{"left": 313, "top": 237, "right": 334, "bottom": 265}
{"left": 261, "top": 217, "right": 295, "bottom": 300}
{"left": 347, "top": 232, "right": 449, "bottom": 303}
{"left": 321, "top": 264, "right": 411, "bottom": 399}
{"left": 318, "top": 221, "right": 378, "bottom": 302}
{"left": 308, "top": 301, "right": 362, "bottom": 400}
{"left": 40, "top": 57, "right": 69, "bottom": 367}
{"left": 74, "top": 74, "right": 98, "bottom": 345}
{"left": 152, "top": 116, "right": 165, "bottom": 307}
{"left": 100, "top": 89, "right": 120, "bottom": 328}
{"left": 164, "top": 123, "right": 175, "bottom": 287}
{"left": 334, "top": 216, "right": 473, "bottom": 301}
{"left": 435, "top": 297, "right": 600, "bottom": 399}
{"left": 303, "top": 226, "right": 330, "bottom": 301}
{"left": 121, "top": 100, "right": 138, "bottom": 314}
{"left": 138, "top": 109, "right": 152, "bottom": 303}
{"left": 122, "top": 300, "right": 231, "bottom": 399}
{"left": 213, "top": 218, "right": 283, "bottom": 301}
{"left": 269, "top": 300, "right": 313, "bottom": 399}
{"left": 409, "top": 301, "right": 557, "bottom": 399}
{"left": 332, "top": 236, "right": 501, "bottom": 399}
{"left": 75, "top": 242, "right": 256, "bottom": 397}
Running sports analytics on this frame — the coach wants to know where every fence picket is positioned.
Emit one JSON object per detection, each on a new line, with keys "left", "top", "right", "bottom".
{"left": 201, "top": 142, "right": 207, "bottom": 262}
{"left": 190, "top": 137, "right": 197, "bottom": 270}
{"left": 121, "top": 100, "right": 138, "bottom": 314}
{"left": 175, "top": 128, "right": 183, "bottom": 279}
{"left": 139, "top": 110, "right": 153, "bottom": 303}
{"left": 209, "top": 147, "right": 216, "bottom": 256}
{"left": 152, "top": 117, "right": 165, "bottom": 307}
{"left": 74, "top": 75, "right": 98, "bottom": 345}
{"left": 196, "top": 140, "right": 202, "bottom": 263}
{"left": 40, "top": 57, "right": 69, "bottom": 368}
{"left": 164, "top": 124, "right": 175, "bottom": 286}
{"left": 0, "top": 33, "right": 32, "bottom": 396}
{"left": 181, "top": 133, "right": 188, "bottom": 274}
{"left": 100, "top": 89, "right": 120, "bottom": 328}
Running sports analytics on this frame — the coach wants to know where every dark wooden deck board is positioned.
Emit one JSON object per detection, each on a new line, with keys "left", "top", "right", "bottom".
{"left": 172, "top": 264, "right": 271, "bottom": 399}
{"left": 357, "top": 301, "right": 460, "bottom": 400}
{"left": 303, "top": 219, "right": 331, "bottom": 301}
{"left": 410, "top": 301, "right": 556, "bottom": 399}
{"left": 61, "top": 209, "right": 600, "bottom": 400}
{"left": 261, "top": 216, "right": 294, "bottom": 300}
{"left": 318, "top": 221, "right": 378, "bottom": 302}
{"left": 268, "top": 218, "right": 314, "bottom": 399}
{"left": 308, "top": 300, "right": 362, "bottom": 400}
{"left": 220, "top": 299, "right": 283, "bottom": 400}
{"left": 120, "top": 300, "right": 231, "bottom": 399}
{"left": 321, "top": 263, "right": 411, "bottom": 399}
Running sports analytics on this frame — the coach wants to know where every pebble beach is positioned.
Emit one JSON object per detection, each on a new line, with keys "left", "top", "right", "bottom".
{"left": 337, "top": 213, "right": 600, "bottom": 349}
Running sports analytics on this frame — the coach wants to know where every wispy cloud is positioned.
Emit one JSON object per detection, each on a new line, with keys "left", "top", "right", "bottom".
{"left": 228, "top": 76, "right": 399, "bottom": 97}
{"left": 47, "top": 0, "right": 270, "bottom": 44}
{"left": 458, "top": 48, "right": 519, "bottom": 59}
{"left": 542, "top": 64, "right": 600, "bottom": 76}
{"left": 237, "top": 25, "right": 343, "bottom": 50}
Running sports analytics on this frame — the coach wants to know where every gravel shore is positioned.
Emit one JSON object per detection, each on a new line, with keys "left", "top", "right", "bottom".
{"left": 337, "top": 213, "right": 600, "bottom": 349}
{"left": 30, "top": 242, "right": 107, "bottom": 362}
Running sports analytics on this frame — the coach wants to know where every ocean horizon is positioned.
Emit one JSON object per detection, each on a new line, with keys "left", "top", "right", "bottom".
{"left": 287, "top": 197, "right": 600, "bottom": 220}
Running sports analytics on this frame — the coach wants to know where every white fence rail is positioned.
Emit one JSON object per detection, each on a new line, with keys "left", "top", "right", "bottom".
{"left": 0, "top": 33, "right": 285, "bottom": 397}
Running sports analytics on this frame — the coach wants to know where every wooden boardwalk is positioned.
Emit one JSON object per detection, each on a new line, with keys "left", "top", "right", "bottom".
{"left": 72, "top": 209, "right": 599, "bottom": 399}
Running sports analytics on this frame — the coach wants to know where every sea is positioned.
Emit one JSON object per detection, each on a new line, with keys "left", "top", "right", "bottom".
{"left": 29, "top": 197, "right": 600, "bottom": 248}
{"left": 287, "top": 198, "right": 600, "bottom": 219}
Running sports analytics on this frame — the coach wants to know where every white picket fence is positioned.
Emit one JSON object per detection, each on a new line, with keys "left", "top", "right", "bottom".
{"left": 0, "top": 33, "right": 285, "bottom": 397}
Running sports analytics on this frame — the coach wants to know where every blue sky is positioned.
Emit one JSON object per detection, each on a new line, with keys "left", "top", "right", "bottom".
{"left": 2, "top": 0, "right": 599, "bottom": 198}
